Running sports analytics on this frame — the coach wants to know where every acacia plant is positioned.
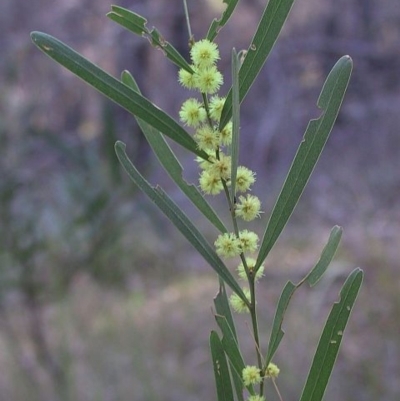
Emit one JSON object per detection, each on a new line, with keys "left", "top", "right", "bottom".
{"left": 32, "top": 0, "right": 363, "bottom": 400}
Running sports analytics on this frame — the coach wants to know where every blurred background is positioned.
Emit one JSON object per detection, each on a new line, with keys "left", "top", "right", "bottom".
{"left": 0, "top": 0, "right": 399, "bottom": 400}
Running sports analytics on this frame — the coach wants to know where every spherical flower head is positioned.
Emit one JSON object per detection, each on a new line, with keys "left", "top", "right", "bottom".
{"left": 179, "top": 98, "right": 207, "bottom": 127}
{"left": 219, "top": 121, "right": 233, "bottom": 146}
{"left": 199, "top": 170, "right": 223, "bottom": 195}
{"left": 236, "top": 166, "right": 256, "bottom": 192}
{"left": 237, "top": 257, "right": 264, "bottom": 282}
{"left": 229, "top": 288, "right": 251, "bottom": 314}
{"left": 190, "top": 39, "right": 220, "bottom": 69}
{"left": 178, "top": 66, "right": 197, "bottom": 89}
{"left": 214, "top": 232, "right": 241, "bottom": 258}
{"left": 247, "top": 396, "right": 265, "bottom": 401}
{"left": 242, "top": 365, "right": 262, "bottom": 386}
{"left": 194, "top": 66, "right": 223, "bottom": 94}
{"left": 194, "top": 125, "right": 220, "bottom": 151}
{"left": 265, "top": 362, "right": 280, "bottom": 378}
{"left": 208, "top": 152, "right": 231, "bottom": 180}
{"left": 236, "top": 194, "right": 262, "bottom": 221}
{"left": 209, "top": 96, "right": 226, "bottom": 122}
{"left": 238, "top": 230, "right": 259, "bottom": 253}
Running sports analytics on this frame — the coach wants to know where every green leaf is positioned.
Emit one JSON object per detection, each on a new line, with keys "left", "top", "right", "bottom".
{"left": 265, "top": 281, "right": 296, "bottom": 365}
{"left": 305, "top": 226, "right": 343, "bottom": 287}
{"left": 214, "top": 280, "right": 245, "bottom": 401}
{"left": 230, "top": 368, "right": 245, "bottom": 401}
{"left": 215, "top": 314, "right": 246, "bottom": 379}
{"left": 216, "top": 315, "right": 255, "bottom": 396}
{"left": 210, "top": 331, "right": 235, "bottom": 401}
{"left": 214, "top": 279, "right": 238, "bottom": 341}
{"left": 121, "top": 70, "right": 227, "bottom": 233}
{"left": 115, "top": 141, "right": 247, "bottom": 302}
{"left": 207, "top": 0, "right": 240, "bottom": 42}
{"left": 30, "top": 32, "right": 207, "bottom": 160}
{"left": 265, "top": 226, "right": 344, "bottom": 365}
{"left": 299, "top": 268, "right": 363, "bottom": 401}
{"left": 220, "top": 0, "right": 296, "bottom": 129}
{"left": 107, "top": 6, "right": 193, "bottom": 73}
{"left": 256, "top": 56, "right": 353, "bottom": 270}
{"left": 230, "top": 48, "right": 240, "bottom": 200}
{"left": 107, "top": 5, "right": 147, "bottom": 35}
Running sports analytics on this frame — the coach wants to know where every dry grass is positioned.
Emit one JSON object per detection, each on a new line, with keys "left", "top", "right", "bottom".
{"left": 0, "top": 219, "right": 399, "bottom": 401}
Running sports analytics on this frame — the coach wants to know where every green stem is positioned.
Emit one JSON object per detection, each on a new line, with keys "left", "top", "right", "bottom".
{"left": 249, "top": 278, "right": 264, "bottom": 395}
{"left": 202, "top": 67, "right": 262, "bottom": 390}
{"left": 222, "top": 179, "right": 262, "bottom": 375}
{"left": 202, "top": 93, "right": 214, "bottom": 128}
{"left": 182, "top": 0, "right": 193, "bottom": 41}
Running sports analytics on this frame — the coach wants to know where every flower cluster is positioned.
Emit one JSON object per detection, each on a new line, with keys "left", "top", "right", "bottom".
{"left": 242, "top": 365, "right": 263, "bottom": 386}
{"left": 178, "top": 39, "right": 263, "bottom": 314}
{"left": 229, "top": 288, "right": 251, "bottom": 314}
{"left": 214, "top": 230, "right": 260, "bottom": 258}
{"left": 242, "top": 363, "right": 280, "bottom": 388}
{"left": 178, "top": 39, "right": 223, "bottom": 93}
{"left": 265, "top": 362, "right": 280, "bottom": 378}
{"left": 237, "top": 257, "right": 264, "bottom": 282}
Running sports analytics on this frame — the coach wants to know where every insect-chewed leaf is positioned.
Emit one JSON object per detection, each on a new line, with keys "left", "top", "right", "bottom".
{"left": 214, "top": 280, "right": 238, "bottom": 340}
{"left": 207, "top": 0, "right": 240, "bottom": 42}
{"left": 256, "top": 56, "right": 352, "bottom": 270}
{"left": 214, "top": 280, "right": 245, "bottom": 401}
{"left": 210, "top": 331, "right": 235, "bottom": 401}
{"left": 265, "top": 281, "right": 296, "bottom": 365}
{"left": 107, "top": 5, "right": 148, "bottom": 36}
{"left": 305, "top": 226, "right": 343, "bottom": 286}
{"left": 108, "top": 6, "right": 193, "bottom": 73}
{"left": 299, "top": 268, "right": 363, "bottom": 401}
{"left": 215, "top": 314, "right": 245, "bottom": 379}
{"left": 148, "top": 28, "right": 193, "bottom": 73}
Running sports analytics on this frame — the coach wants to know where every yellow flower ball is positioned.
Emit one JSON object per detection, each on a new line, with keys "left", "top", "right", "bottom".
{"left": 190, "top": 39, "right": 220, "bottom": 68}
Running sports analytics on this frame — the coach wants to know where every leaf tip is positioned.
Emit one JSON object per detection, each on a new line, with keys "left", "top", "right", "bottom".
{"left": 115, "top": 140, "right": 126, "bottom": 153}
{"left": 333, "top": 225, "right": 343, "bottom": 235}
{"left": 30, "top": 31, "right": 42, "bottom": 44}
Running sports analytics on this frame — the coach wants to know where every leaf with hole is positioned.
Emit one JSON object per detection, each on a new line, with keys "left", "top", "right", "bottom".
{"left": 210, "top": 331, "right": 235, "bottom": 401}
{"left": 299, "top": 268, "right": 363, "bottom": 401}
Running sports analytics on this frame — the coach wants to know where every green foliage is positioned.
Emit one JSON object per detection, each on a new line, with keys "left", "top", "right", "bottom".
{"left": 210, "top": 330, "right": 235, "bottom": 401}
{"left": 219, "top": 0, "right": 297, "bottom": 129}
{"left": 30, "top": 32, "right": 207, "bottom": 160}
{"left": 107, "top": 6, "right": 193, "bottom": 73}
{"left": 120, "top": 70, "right": 227, "bottom": 233}
{"left": 31, "top": 1, "right": 363, "bottom": 401}
{"left": 299, "top": 268, "right": 363, "bottom": 401}
{"left": 114, "top": 141, "right": 248, "bottom": 303}
{"left": 207, "top": 0, "right": 240, "bottom": 42}
{"left": 256, "top": 56, "right": 352, "bottom": 270}
{"left": 266, "top": 226, "right": 347, "bottom": 366}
